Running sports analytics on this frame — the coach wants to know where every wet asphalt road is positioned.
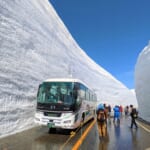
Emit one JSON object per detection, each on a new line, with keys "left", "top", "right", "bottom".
{"left": 0, "top": 116, "right": 150, "bottom": 150}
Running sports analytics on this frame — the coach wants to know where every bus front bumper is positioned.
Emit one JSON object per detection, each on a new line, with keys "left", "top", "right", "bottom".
{"left": 34, "top": 114, "right": 76, "bottom": 129}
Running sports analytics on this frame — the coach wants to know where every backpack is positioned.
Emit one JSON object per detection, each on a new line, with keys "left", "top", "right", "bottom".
{"left": 133, "top": 113, "right": 137, "bottom": 118}
{"left": 133, "top": 108, "right": 138, "bottom": 118}
{"left": 97, "top": 109, "right": 106, "bottom": 123}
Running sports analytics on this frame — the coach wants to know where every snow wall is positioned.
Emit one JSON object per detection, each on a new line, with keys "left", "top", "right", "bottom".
{"left": 0, "top": 0, "right": 137, "bottom": 137}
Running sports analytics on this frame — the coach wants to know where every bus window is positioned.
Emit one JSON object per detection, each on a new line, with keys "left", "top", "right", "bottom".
{"left": 50, "top": 86, "right": 57, "bottom": 95}
{"left": 37, "top": 85, "right": 46, "bottom": 103}
{"left": 85, "top": 89, "right": 90, "bottom": 101}
{"left": 60, "top": 86, "right": 67, "bottom": 95}
{"left": 64, "top": 94, "right": 72, "bottom": 105}
{"left": 73, "top": 83, "right": 78, "bottom": 99}
{"left": 73, "top": 83, "right": 83, "bottom": 108}
{"left": 37, "top": 82, "right": 75, "bottom": 105}
{"left": 79, "top": 84, "right": 86, "bottom": 100}
{"left": 49, "top": 85, "right": 57, "bottom": 103}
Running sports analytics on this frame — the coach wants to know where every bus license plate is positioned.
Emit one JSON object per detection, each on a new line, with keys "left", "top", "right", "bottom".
{"left": 48, "top": 122, "right": 55, "bottom": 128}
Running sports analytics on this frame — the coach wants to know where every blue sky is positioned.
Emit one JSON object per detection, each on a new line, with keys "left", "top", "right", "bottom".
{"left": 49, "top": 0, "right": 150, "bottom": 89}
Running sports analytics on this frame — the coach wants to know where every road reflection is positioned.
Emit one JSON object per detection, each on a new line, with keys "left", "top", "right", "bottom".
{"left": 113, "top": 122, "right": 121, "bottom": 138}
{"left": 98, "top": 129, "right": 109, "bottom": 150}
{"left": 0, "top": 117, "right": 150, "bottom": 150}
{"left": 32, "top": 129, "right": 71, "bottom": 150}
{"left": 130, "top": 129, "right": 139, "bottom": 150}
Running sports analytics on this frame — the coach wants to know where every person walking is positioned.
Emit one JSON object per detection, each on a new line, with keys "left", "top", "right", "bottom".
{"left": 107, "top": 105, "right": 111, "bottom": 123}
{"left": 96, "top": 104, "right": 107, "bottom": 139}
{"left": 119, "top": 105, "right": 123, "bottom": 116}
{"left": 113, "top": 105, "right": 120, "bottom": 124}
{"left": 130, "top": 106, "right": 138, "bottom": 129}
{"left": 124, "top": 106, "right": 129, "bottom": 116}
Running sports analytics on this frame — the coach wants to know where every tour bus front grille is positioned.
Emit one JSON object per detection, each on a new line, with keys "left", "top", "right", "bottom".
{"left": 44, "top": 112, "right": 61, "bottom": 117}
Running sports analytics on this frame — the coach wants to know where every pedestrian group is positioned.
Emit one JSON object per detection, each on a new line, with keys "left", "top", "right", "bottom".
{"left": 96, "top": 103, "right": 138, "bottom": 140}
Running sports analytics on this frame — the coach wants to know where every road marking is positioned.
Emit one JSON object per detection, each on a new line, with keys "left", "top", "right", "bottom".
{"left": 136, "top": 121, "right": 150, "bottom": 133}
{"left": 59, "top": 135, "right": 73, "bottom": 150}
{"left": 72, "top": 119, "right": 96, "bottom": 150}
{"left": 59, "top": 123, "right": 83, "bottom": 150}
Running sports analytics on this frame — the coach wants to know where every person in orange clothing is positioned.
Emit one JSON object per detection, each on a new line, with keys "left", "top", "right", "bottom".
{"left": 119, "top": 105, "right": 123, "bottom": 116}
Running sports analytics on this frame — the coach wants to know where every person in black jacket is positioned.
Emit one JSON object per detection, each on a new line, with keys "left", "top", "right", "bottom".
{"left": 130, "top": 105, "right": 138, "bottom": 129}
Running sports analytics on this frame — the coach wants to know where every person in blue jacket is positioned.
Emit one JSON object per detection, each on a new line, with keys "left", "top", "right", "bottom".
{"left": 113, "top": 105, "right": 120, "bottom": 124}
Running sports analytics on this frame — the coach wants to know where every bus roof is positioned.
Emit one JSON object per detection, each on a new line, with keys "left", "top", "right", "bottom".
{"left": 45, "top": 78, "right": 84, "bottom": 84}
{"left": 44, "top": 78, "right": 92, "bottom": 91}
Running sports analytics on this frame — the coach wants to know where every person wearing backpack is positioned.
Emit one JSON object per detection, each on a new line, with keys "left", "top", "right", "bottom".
{"left": 96, "top": 104, "right": 107, "bottom": 138}
{"left": 130, "top": 106, "right": 138, "bottom": 129}
{"left": 113, "top": 105, "right": 120, "bottom": 124}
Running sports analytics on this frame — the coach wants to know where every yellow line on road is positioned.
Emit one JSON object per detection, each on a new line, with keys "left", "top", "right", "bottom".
{"left": 59, "top": 136, "right": 73, "bottom": 150}
{"left": 59, "top": 123, "right": 83, "bottom": 150}
{"left": 72, "top": 119, "right": 96, "bottom": 150}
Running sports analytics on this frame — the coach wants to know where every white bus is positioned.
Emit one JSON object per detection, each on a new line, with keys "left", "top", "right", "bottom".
{"left": 35, "top": 78, "right": 97, "bottom": 130}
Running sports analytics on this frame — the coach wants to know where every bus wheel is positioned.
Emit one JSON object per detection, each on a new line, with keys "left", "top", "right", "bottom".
{"left": 48, "top": 128, "right": 56, "bottom": 134}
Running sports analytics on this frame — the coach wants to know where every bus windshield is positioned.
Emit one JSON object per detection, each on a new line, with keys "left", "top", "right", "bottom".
{"left": 37, "top": 82, "right": 74, "bottom": 105}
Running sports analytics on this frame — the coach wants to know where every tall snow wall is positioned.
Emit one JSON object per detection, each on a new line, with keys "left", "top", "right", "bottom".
{"left": 0, "top": 0, "right": 137, "bottom": 137}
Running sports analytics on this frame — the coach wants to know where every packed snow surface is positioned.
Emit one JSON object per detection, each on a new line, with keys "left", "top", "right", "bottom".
{"left": 0, "top": 0, "right": 137, "bottom": 137}
{"left": 135, "top": 43, "right": 150, "bottom": 122}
